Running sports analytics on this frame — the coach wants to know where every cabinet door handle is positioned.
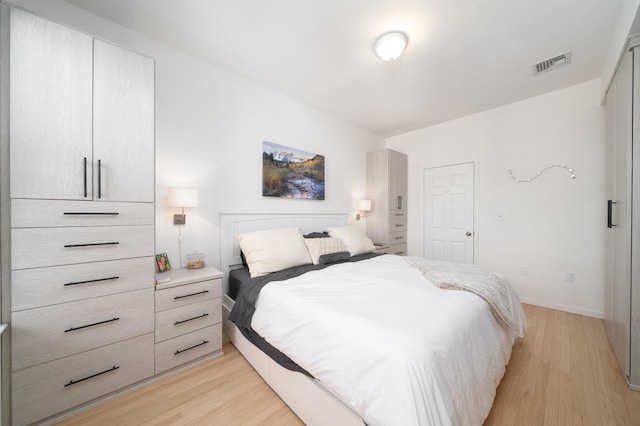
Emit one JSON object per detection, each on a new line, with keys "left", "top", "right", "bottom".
{"left": 64, "top": 242, "right": 119, "bottom": 248}
{"left": 608, "top": 200, "right": 617, "bottom": 228}
{"left": 83, "top": 157, "right": 88, "bottom": 198}
{"left": 64, "top": 317, "right": 120, "bottom": 333}
{"left": 64, "top": 276, "right": 119, "bottom": 286}
{"left": 65, "top": 365, "right": 119, "bottom": 387}
{"left": 174, "top": 313, "right": 209, "bottom": 325}
{"left": 97, "top": 159, "right": 102, "bottom": 199}
{"left": 174, "top": 290, "right": 209, "bottom": 300}
{"left": 397, "top": 196, "right": 402, "bottom": 210}
{"left": 175, "top": 340, "right": 209, "bottom": 355}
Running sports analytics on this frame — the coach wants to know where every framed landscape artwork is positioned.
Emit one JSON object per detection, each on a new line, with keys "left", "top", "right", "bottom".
{"left": 262, "top": 141, "right": 325, "bottom": 200}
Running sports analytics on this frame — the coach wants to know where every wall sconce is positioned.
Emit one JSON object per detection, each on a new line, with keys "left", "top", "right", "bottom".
{"left": 167, "top": 187, "right": 198, "bottom": 268}
{"left": 167, "top": 187, "right": 198, "bottom": 225}
{"left": 356, "top": 199, "right": 372, "bottom": 220}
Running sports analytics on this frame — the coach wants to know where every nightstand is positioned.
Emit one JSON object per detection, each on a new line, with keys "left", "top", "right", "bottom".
{"left": 154, "top": 266, "right": 224, "bottom": 373}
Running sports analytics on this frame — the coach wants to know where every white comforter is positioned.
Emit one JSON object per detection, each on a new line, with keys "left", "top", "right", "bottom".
{"left": 251, "top": 255, "right": 524, "bottom": 426}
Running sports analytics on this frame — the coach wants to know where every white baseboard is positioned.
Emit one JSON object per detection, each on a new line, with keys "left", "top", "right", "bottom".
{"left": 520, "top": 297, "right": 605, "bottom": 319}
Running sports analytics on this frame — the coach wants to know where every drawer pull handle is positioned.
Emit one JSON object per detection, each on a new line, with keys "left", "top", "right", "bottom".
{"left": 395, "top": 224, "right": 404, "bottom": 227}
{"left": 64, "top": 276, "right": 120, "bottom": 286}
{"left": 395, "top": 236, "right": 403, "bottom": 240}
{"left": 65, "top": 365, "right": 119, "bottom": 387}
{"left": 64, "top": 242, "right": 120, "bottom": 248}
{"left": 174, "top": 313, "right": 209, "bottom": 325}
{"left": 63, "top": 212, "right": 120, "bottom": 216}
{"left": 65, "top": 317, "right": 120, "bottom": 333}
{"left": 395, "top": 213, "right": 404, "bottom": 217}
{"left": 174, "top": 290, "right": 209, "bottom": 300}
{"left": 175, "top": 340, "right": 209, "bottom": 355}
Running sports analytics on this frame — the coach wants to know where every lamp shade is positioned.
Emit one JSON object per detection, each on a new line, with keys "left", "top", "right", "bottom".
{"left": 167, "top": 187, "right": 198, "bottom": 208}
{"left": 358, "top": 199, "right": 372, "bottom": 212}
{"left": 374, "top": 31, "right": 408, "bottom": 61}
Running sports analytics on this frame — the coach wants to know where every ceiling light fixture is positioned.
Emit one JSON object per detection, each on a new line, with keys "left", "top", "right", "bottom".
{"left": 374, "top": 31, "right": 408, "bottom": 61}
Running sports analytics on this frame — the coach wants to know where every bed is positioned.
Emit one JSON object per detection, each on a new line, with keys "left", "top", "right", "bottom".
{"left": 220, "top": 213, "right": 525, "bottom": 426}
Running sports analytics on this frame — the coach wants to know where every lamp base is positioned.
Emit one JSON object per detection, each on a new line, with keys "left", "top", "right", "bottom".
{"left": 173, "top": 213, "right": 186, "bottom": 225}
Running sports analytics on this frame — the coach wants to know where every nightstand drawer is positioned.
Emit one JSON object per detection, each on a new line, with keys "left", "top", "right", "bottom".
{"left": 12, "top": 257, "right": 154, "bottom": 311}
{"left": 155, "top": 325, "right": 222, "bottom": 373}
{"left": 12, "top": 225, "right": 154, "bottom": 270}
{"left": 11, "top": 199, "right": 154, "bottom": 228}
{"left": 379, "top": 243, "right": 406, "bottom": 255}
{"left": 155, "top": 278, "right": 222, "bottom": 312}
{"left": 155, "top": 299, "right": 221, "bottom": 343}
{"left": 13, "top": 333, "right": 154, "bottom": 426}
{"left": 12, "top": 288, "right": 154, "bottom": 371}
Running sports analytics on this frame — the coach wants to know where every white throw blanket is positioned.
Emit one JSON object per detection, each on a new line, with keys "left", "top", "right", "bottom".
{"left": 403, "top": 257, "right": 526, "bottom": 337}
{"left": 251, "top": 255, "right": 524, "bottom": 425}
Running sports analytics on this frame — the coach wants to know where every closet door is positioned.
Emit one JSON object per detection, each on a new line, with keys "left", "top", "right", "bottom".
{"left": 93, "top": 39, "right": 154, "bottom": 203}
{"left": 389, "top": 150, "right": 408, "bottom": 212}
{"left": 605, "top": 46, "right": 634, "bottom": 383}
{"left": 10, "top": 9, "right": 92, "bottom": 200}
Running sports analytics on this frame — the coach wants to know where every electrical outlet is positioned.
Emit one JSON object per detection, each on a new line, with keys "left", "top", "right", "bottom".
{"left": 520, "top": 266, "right": 529, "bottom": 276}
{"left": 565, "top": 272, "right": 574, "bottom": 282}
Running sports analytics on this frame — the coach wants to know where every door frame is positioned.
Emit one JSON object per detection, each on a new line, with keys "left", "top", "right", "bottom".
{"left": 422, "top": 160, "right": 479, "bottom": 264}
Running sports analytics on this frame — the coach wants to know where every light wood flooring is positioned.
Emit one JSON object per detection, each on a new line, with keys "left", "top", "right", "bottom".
{"left": 58, "top": 304, "right": 640, "bottom": 425}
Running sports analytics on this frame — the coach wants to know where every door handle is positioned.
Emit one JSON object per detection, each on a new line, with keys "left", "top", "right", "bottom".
{"left": 465, "top": 231, "right": 472, "bottom": 236}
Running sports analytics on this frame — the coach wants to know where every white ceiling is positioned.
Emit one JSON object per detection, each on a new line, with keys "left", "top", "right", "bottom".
{"left": 65, "top": 0, "right": 626, "bottom": 137}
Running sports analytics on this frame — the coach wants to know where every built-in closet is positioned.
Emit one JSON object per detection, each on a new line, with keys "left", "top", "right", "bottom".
{"left": 0, "top": 6, "right": 155, "bottom": 424}
{"left": 605, "top": 36, "right": 640, "bottom": 391}
{"left": 365, "top": 149, "right": 408, "bottom": 255}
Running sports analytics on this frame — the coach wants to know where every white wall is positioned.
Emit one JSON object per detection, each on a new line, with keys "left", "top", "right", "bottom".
{"left": 9, "top": 0, "right": 385, "bottom": 270}
{"left": 386, "top": 79, "right": 606, "bottom": 318}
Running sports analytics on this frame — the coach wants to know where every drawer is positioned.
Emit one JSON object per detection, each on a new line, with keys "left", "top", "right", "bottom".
{"left": 11, "top": 199, "right": 154, "bottom": 228}
{"left": 13, "top": 333, "right": 154, "bottom": 426}
{"left": 155, "top": 299, "right": 221, "bottom": 343}
{"left": 388, "top": 231, "right": 406, "bottom": 245}
{"left": 155, "top": 325, "right": 222, "bottom": 374}
{"left": 155, "top": 278, "right": 222, "bottom": 312}
{"left": 12, "top": 288, "right": 154, "bottom": 371}
{"left": 12, "top": 225, "right": 154, "bottom": 270}
{"left": 13, "top": 257, "right": 154, "bottom": 311}
{"left": 379, "top": 243, "right": 407, "bottom": 255}
{"left": 389, "top": 209, "right": 407, "bottom": 220}
{"left": 389, "top": 216, "right": 407, "bottom": 232}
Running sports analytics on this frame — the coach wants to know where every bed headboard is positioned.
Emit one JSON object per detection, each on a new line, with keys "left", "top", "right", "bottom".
{"left": 219, "top": 212, "right": 348, "bottom": 294}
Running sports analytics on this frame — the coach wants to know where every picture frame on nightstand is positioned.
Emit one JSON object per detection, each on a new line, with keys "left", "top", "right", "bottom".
{"left": 156, "top": 253, "right": 172, "bottom": 272}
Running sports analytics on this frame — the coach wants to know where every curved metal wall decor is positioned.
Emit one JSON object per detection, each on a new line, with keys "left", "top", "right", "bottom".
{"left": 508, "top": 164, "right": 576, "bottom": 183}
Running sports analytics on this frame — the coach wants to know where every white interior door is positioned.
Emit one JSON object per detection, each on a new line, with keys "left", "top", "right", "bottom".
{"left": 423, "top": 163, "right": 475, "bottom": 263}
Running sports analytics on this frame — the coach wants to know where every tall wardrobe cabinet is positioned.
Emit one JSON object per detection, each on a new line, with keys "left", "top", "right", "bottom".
{"left": 366, "top": 149, "right": 408, "bottom": 255}
{"left": 2, "top": 8, "right": 156, "bottom": 425}
{"left": 605, "top": 37, "right": 640, "bottom": 391}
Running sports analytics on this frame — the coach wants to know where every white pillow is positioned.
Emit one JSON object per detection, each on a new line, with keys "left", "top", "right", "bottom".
{"left": 237, "top": 228, "right": 312, "bottom": 277}
{"left": 303, "top": 237, "right": 348, "bottom": 265}
{"left": 326, "top": 226, "right": 375, "bottom": 256}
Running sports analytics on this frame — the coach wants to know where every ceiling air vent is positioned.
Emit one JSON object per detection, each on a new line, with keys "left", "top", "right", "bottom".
{"left": 532, "top": 51, "right": 571, "bottom": 75}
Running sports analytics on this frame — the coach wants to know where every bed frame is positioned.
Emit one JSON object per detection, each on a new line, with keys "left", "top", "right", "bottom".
{"left": 219, "top": 212, "right": 365, "bottom": 426}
